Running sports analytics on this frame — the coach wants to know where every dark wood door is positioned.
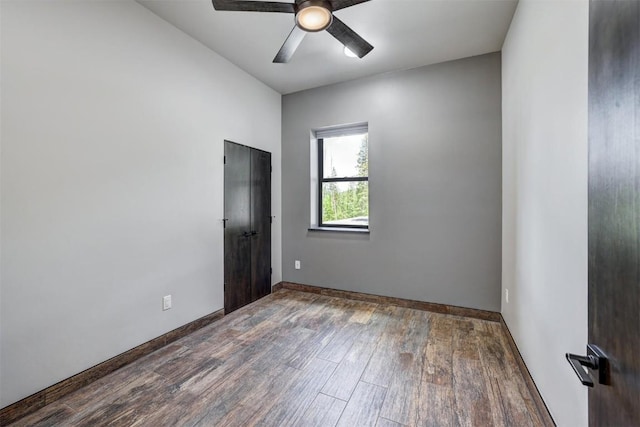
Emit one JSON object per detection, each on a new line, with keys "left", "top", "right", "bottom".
{"left": 250, "top": 149, "right": 271, "bottom": 301}
{"left": 224, "top": 141, "right": 271, "bottom": 314}
{"left": 224, "top": 142, "right": 252, "bottom": 313}
{"left": 587, "top": 1, "right": 639, "bottom": 425}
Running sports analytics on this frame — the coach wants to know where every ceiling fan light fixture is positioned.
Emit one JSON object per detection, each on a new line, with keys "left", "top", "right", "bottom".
{"left": 211, "top": 0, "right": 373, "bottom": 64}
{"left": 296, "top": 1, "right": 333, "bottom": 32}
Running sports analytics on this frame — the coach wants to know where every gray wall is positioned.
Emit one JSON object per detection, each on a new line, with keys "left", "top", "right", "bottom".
{"left": 282, "top": 53, "right": 502, "bottom": 311}
{"left": 502, "top": 1, "right": 588, "bottom": 425}
{"left": 1, "top": 1, "right": 281, "bottom": 407}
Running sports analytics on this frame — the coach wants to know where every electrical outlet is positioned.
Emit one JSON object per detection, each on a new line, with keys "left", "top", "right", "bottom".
{"left": 505, "top": 289, "right": 509, "bottom": 304}
{"left": 295, "top": 260, "right": 301, "bottom": 270}
{"left": 163, "top": 295, "right": 172, "bottom": 311}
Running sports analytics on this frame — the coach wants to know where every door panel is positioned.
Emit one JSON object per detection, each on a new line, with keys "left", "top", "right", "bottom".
{"left": 224, "top": 142, "right": 252, "bottom": 313}
{"left": 224, "top": 141, "right": 272, "bottom": 313}
{"left": 250, "top": 149, "right": 272, "bottom": 301}
{"left": 588, "top": 1, "right": 640, "bottom": 425}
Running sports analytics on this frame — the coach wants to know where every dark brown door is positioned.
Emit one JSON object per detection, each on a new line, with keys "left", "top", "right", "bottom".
{"left": 586, "top": 1, "right": 639, "bottom": 425}
{"left": 224, "top": 141, "right": 271, "bottom": 313}
{"left": 224, "top": 142, "right": 252, "bottom": 313}
{"left": 250, "top": 149, "right": 271, "bottom": 302}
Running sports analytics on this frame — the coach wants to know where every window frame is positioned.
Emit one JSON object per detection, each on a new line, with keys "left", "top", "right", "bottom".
{"left": 317, "top": 132, "right": 369, "bottom": 229}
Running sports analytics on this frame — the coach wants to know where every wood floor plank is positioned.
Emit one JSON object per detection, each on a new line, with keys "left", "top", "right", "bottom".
{"left": 316, "top": 322, "right": 363, "bottom": 364}
{"left": 150, "top": 362, "right": 281, "bottom": 426}
{"left": 60, "top": 362, "right": 152, "bottom": 413}
{"left": 501, "top": 378, "right": 542, "bottom": 427}
{"left": 71, "top": 371, "right": 171, "bottom": 426}
{"left": 8, "top": 290, "right": 551, "bottom": 427}
{"left": 184, "top": 321, "right": 315, "bottom": 396}
{"left": 416, "top": 382, "right": 455, "bottom": 427}
{"left": 135, "top": 391, "right": 205, "bottom": 427}
{"left": 451, "top": 319, "right": 493, "bottom": 427}
{"left": 224, "top": 300, "right": 296, "bottom": 336}
{"left": 9, "top": 402, "right": 75, "bottom": 427}
{"left": 324, "top": 297, "right": 371, "bottom": 324}
{"left": 422, "top": 314, "right": 454, "bottom": 386}
{"left": 199, "top": 337, "right": 248, "bottom": 360}
{"left": 490, "top": 322, "right": 548, "bottom": 425}
{"left": 177, "top": 314, "right": 248, "bottom": 348}
{"left": 133, "top": 342, "right": 190, "bottom": 370}
{"left": 478, "top": 342, "right": 515, "bottom": 427}
{"left": 283, "top": 296, "right": 328, "bottom": 326}
{"left": 150, "top": 350, "right": 224, "bottom": 394}
{"left": 288, "top": 296, "right": 376, "bottom": 369}
{"left": 251, "top": 322, "right": 317, "bottom": 366}
{"left": 321, "top": 307, "right": 391, "bottom": 400}
{"left": 335, "top": 381, "right": 387, "bottom": 427}
{"left": 347, "top": 301, "right": 378, "bottom": 324}
{"left": 248, "top": 358, "right": 338, "bottom": 426}
{"left": 452, "top": 349, "right": 493, "bottom": 427}
{"left": 477, "top": 322, "right": 543, "bottom": 426}
{"left": 272, "top": 288, "right": 321, "bottom": 305}
{"left": 286, "top": 294, "right": 357, "bottom": 333}
{"left": 191, "top": 363, "right": 298, "bottom": 426}
{"left": 155, "top": 334, "right": 308, "bottom": 426}
{"left": 290, "top": 298, "right": 339, "bottom": 331}
{"left": 416, "top": 315, "right": 457, "bottom": 426}
{"left": 379, "top": 309, "right": 431, "bottom": 425}
{"left": 295, "top": 393, "right": 347, "bottom": 427}
{"left": 361, "top": 306, "right": 408, "bottom": 387}
{"left": 375, "top": 417, "right": 405, "bottom": 427}
{"left": 286, "top": 326, "right": 337, "bottom": 370}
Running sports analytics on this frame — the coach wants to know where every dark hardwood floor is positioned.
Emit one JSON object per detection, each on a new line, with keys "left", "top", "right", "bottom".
{"left": 9, "top": 289, "right": 549, "bottom": 426}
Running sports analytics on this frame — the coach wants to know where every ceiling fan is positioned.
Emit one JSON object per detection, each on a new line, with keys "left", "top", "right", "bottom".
{"left": 211, "top": 0, "right": 374, "bottom": 63}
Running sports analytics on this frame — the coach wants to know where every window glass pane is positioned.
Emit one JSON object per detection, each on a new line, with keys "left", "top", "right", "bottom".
{"left": 322, "top": 181, "right": 369, "bottom": 226}
{"left": 323, "top": 133, "right": 368, "bottom": 178}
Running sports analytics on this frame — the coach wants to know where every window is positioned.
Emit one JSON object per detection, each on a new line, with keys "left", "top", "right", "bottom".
{"left": 316, "top": 125, "right": 368, "bottom": 229}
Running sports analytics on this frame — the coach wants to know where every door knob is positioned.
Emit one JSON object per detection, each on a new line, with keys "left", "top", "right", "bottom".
{"left": 566, "top": 344, "right": 610, "bottom": 387}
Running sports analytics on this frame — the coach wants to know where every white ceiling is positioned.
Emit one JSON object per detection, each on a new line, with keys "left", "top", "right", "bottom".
{"left": 137, "top": 0, "right": 517, "bottom": 94}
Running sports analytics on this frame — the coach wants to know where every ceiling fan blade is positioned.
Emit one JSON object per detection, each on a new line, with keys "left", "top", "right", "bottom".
{"left": 329, "top": 0, "right": 370, "bottom": 12}
{"left": 326, "top": 16, "right": 373, "bottom": 58}
{"left": 273, "top": 25, "right": 307, "bottom": 63}
{"left": 212, "top": 0, "right": 295, "bottom": 13}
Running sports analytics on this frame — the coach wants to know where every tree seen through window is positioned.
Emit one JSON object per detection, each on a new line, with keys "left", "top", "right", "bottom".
{"left": 319, "top": 132, "right": 368, "bottom": 227}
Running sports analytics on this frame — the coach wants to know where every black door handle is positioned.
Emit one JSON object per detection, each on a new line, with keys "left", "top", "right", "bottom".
{"left": 566, "top": 345, "right": 610, "bottom": 387}
{"left": 566, "top": 353, "right": 596, "bottom": 387}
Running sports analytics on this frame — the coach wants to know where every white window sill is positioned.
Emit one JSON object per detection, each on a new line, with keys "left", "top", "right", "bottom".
{"left": 308, "top": 227, "right": 370, "bottom": 234}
